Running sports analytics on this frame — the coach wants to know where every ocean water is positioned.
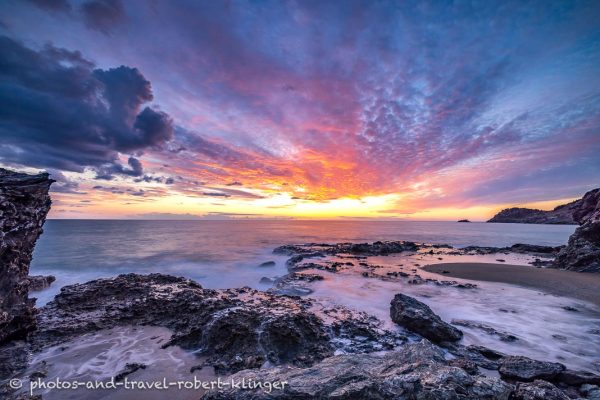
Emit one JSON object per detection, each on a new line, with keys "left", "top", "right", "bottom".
{"left": 30, "top": 219, "right": 575, "bottom": 304}
{"left": 20, "top": 219, "right": 600, "bottom": 393}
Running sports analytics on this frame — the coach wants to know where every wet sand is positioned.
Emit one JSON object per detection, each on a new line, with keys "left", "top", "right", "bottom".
{"left": 424, "top": 263, "right": 600, "bottom": 307}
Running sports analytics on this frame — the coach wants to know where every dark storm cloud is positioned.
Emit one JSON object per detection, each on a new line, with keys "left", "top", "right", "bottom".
{"left": 0, "top": 36, "right": 174, "bottom": 179}
{"left": 81, "top": 0, "right": 125, "bottom": 33}
{"left": 95, "top": 157, "right": 144, "bottom": 180}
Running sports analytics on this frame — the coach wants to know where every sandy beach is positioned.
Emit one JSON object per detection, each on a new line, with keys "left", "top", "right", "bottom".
{"left": 424, "top": 263, "right": 600, "bottom": 306}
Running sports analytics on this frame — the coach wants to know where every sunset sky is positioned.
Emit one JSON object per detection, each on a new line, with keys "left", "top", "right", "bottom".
{"left": 1, "top": 0, "right": 599, "bottom": 220}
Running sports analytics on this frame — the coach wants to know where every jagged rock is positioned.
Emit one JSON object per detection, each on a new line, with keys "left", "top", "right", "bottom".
{"left": 448, "top": 358, "right": 480, "bottom": 375}
{"left": 27, "top": 275, "right": 55, "bottom": 292}
{"left": 0, "top": 169, "right": 53, "bottom": 344}
{"left": 32, "top": 273, "right": 402, "bottom": 374}
{"left": 558, "top": 369, "right": 600, "bottom": 386}
{"left": 554, "top": 188, "right": 600, "bottom": 272}
{"left": 274, "top": 241, "right": 419, "bottom": 258}
{"left": 390, "top": 293, "right": 463, "bottom": 343}
{"left": 498, "top": 355, "right": 565, "bottom": 382}
{"left": 512, "top": 380, "right": 569, "bottom": 400}
{"left": 460, "top": 244, "right": 561, "bottom": 256}
{"left": 0, "top": 340, "right": 29, "bottom": 380}
{"left": 508, "top": 243, "right": 562, "bottom": 255}
{"left": 487, "top": 200, "right": 580, "bottom": 224}
{"left": 202, "top": 340, "right": 513, "bottom": 400}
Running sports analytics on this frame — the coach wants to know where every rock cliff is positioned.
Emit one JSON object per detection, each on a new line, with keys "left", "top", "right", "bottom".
{"left": 554, "top": 188, "right": 600, "bottom": 272}
{"left": 487, "top": 201, "right": 580, "bottom": 224}
{"left": 0, "top": 168, "right": 53, "bottom": 344}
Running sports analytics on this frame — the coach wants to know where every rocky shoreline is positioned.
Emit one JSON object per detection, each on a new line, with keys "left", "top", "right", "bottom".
{"left": 4, "top": 270, "right": 600, "bottom": 399}
{"left": 2, "top": 238, "right": 598, "bottom": 399}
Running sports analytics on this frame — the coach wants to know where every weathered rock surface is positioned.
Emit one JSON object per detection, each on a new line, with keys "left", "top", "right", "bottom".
{"left": 27, "top": 275, "right": 55, "bottom": 292}
{"left": 274, "top": 241, "right": 419, "bottom": 258}
{"left": 512, "top": 380, "right": 570, "bottom": 400}
{"left": 498, "top": 355, "right": 565, "bottom": 382}
{"left": 487, "top": 200, "right": 580, "bottom": 224}
{"left": 202, "top": 340, "right": 514, "bottom": 400}
{"left": 460, "top": 243, "right": 561, "bottom": 256}
{"left": 31, "top": 273, "right": 404, "bottom": 375}
{"left": 390, "top": 293, "right": 463, "bottom": 343}
{"left": 0, "top": 168, "right": 53, "bottom": 344}
{"left": 554, "top": 188, "right": 600, "bottom": 272}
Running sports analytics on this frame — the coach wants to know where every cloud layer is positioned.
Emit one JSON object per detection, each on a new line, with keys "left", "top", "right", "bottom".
{"left": 0, "top": 36, "right": 173, "bottom": 179}
{"left": 1, "top": 0, "right": 599, "bottom": 217}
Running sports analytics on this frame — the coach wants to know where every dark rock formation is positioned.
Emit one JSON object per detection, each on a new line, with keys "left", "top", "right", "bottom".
{"left": 390, "top": 293, "right": 463, "bottom": 343}
{"left": 554, "top": 188, "right": 600, "bottom": 272}
{"left": 274, "top": 241, "right": 419, "bottom": 258}
{"left": 203, "top": 340, "right": 514, "bottom": 400}
{"left": 458, "top": 219, "right": 471, "bottom": 222}
{"left": 460, "top": 243, "right": 562, "bottom": 256}
{"left": 512, "top": 380, "right": 570, "bottom": 400}
{"left": 559, "top": 370, "right": 600, "bottom": 386}
{"left": 31, "top": 273, "right": 404, "bottom": 375}
{"left": 487, "top": 200, "right": 580, "bottom": 224}
{"left": 0, "top": 168, "right": 53, "bottom": 344}
{"left": 498, "top": 355, "right": 565, "bottom": 382}
{"left": 27, "top": 275, "right": 55, "bottom": 292}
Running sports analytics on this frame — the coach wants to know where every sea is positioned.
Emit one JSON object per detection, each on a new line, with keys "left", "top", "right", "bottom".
{"left": 30, "top": 219, "right": 575, "bottom": 304}
{"left": 20, "top": 220, "right": 600, "bottom": 399}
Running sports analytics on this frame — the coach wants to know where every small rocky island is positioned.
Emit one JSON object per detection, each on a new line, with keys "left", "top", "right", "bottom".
{"left": 1, "top": 168, "right": 600, "bottom": 400}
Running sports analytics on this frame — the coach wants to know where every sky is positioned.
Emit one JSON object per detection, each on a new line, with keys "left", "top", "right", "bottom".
{"left": 0, "top": 0, "right": 599, "bottom": 220}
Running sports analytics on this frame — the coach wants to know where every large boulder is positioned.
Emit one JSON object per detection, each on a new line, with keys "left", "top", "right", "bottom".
{"left": 554, "top": 188, "right": 600, "bottom": 272}
{"left": 0, "top": 169, "right": 53, "bottom": 344}
{"left": 202, "top": 340, "right": 513, "bottom": 400}
{"left": 498, "top": 356, "right": 565, "bottom": 382}
{"left": 390, "top": 293, "right": 463, "bottom": 343}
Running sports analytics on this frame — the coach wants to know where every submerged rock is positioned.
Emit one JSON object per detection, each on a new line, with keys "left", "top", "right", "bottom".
{"left": 451, "top": 319, "right": 518, "bottom": 342}
{"left": 203, "top": 340, "right": 513, "bottom": 400}
{"left": 258, "top": 261, "right": 276, "bottom": 267}
{"left": 390, "top": 293, "right": 463, "bottom": 343}
{"left": 554, "top": 188, "right": 600, "bottom": 272}
{"left": 114, "top": 363, "right": 147, "bottom": 382}
{"left": 0, "top": 168, "right": 53, "bottom": 344}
